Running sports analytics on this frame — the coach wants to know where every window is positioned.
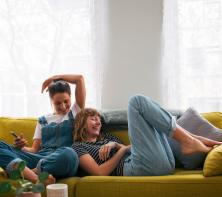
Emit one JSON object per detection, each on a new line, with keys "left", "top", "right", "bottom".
{"left": 0, "top": 0, "right": 104, "bottom": 116}
{"left": 162, "top": 0, "right": 222, "bottom": 112}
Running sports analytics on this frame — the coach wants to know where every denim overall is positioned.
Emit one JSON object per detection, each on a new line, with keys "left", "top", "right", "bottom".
{"left": 0, "top": 111, "right": 78, "bottom": 178}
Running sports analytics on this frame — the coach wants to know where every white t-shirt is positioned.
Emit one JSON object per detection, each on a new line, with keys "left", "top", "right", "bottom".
{"left": 33, "top": 103, "right": 81, "bottom": 139}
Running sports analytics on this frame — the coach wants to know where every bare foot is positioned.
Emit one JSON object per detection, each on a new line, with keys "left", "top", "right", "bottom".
{"left": 44, "top": 174, "right": 56, "bottom": 186}
{"left": 31, "top": 168, "right": 56, "bottom": 185}
{"left": 194, "top": 135, "right": 222, "bottom": 147}
{"left": 181, "top": 137, "right": 212, "bottom": 154}
{"left": 31, "top": 168, "right": 38, "bottom": 174}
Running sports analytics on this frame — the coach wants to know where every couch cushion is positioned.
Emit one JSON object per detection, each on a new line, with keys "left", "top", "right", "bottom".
{"left": 0, "top": 117, "right": 37, "bottom": 144}
{"left": 57, "top": 177, "right": 80, "bottom": 197}
{"left": 203, "top": 144, "right": 222, "bottom": 177}
{"left": 75, "top": 171, "right": 222, "bottom": 197}
{"left": 167, "top": 108, "right": 222, "bottom": 169}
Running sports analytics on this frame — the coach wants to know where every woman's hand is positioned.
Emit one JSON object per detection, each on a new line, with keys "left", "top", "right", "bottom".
{"left": 14, "top": 133, "right": 28, "bottom": 149}
{"left": 41, "top": 76, "right": 54, "bottom": 93}
{"left": 99, "top": 142, "right": 131, "bottom": 161}
{"left": 194, "top": 135, "right": 222, "bottom": 147}
{"left": 120, "top": 144, "right": 131, "bottom": 153}
{"left": 99, "top": 142, "right": 117, "bottom": 161}
{"left": 41, "top": 75, "right": 62, "bottom": 93}
{"left": 124, "top": 145, "right": 131, "bottom": 152}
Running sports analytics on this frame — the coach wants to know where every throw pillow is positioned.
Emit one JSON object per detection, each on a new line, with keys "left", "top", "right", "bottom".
{"left": 203, "top": 144, "right": 222, "bottom": 176}
{"left": 167, "top": 107, "right": 222, "bottom": 169}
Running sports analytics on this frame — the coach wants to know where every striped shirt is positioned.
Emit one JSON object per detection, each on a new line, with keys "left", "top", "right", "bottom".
{"left": 72, "top": 133, "right": 125, "bottom": 176}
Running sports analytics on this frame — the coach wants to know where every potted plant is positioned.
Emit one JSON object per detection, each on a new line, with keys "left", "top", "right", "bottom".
{"left": 0, "top": 161, "right": 49, "bottom": 197}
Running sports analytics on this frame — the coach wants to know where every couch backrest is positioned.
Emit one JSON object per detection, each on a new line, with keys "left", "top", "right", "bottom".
{"left": 0, "top": 117, "right": 37, "bottom": 145}
{"left": 1, "top": 111, "right": 222, "bottom": 146}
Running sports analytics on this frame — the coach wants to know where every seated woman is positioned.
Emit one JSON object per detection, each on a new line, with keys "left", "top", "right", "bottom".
{"left": 72, "top": 95, "right": 221, "bottom": 176}
{"left": 0, "top": 74, "right": 86, "bottom": 183}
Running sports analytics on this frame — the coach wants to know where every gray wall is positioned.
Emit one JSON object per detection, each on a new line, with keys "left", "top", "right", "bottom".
{"left": 102, "top": 0, "right": 163, "bottom": 110}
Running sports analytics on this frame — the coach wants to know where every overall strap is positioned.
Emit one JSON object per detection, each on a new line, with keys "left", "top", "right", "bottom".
{"left": 68, "top": 110, "right": 74, "bottom": 121}
{"left": 38, "top": 116, "right": 48, "bottom": 126}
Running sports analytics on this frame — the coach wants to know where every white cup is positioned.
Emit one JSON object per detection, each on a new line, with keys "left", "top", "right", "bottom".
{"left": 46, "top": 183, "right": 68, "bottom": 197}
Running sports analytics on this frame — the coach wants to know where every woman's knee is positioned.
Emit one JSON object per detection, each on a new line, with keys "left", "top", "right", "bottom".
{"left": 61, "top": 147, "right": 78, "bottom": 161}
{"left": 60, "top": 147, "right": 78, "bottom": 167}
{"left": 128, "top": 94, "right": 152, "bottom": 111}
{"left": 60, "top": 147, "right": 79, "bottom": 176}
{"left": 41, "top": 147, "right": 79, "bottom": 177}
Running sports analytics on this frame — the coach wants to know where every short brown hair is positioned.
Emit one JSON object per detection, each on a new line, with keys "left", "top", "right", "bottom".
{"left": 48, "top": 80, "right": 71, "bottom": 98}
{"left": 74, "top": 108, "right": 102, "bottom": 142}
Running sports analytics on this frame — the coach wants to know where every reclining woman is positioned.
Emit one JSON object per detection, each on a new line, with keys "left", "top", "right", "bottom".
{"left": 72, "top": 95, "right": 221, "bottom": 176}
{"left": 0, "top": 74, "right": 86, "bottom": 183}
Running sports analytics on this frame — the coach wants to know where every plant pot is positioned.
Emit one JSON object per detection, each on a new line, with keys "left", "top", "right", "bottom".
{"left": 17, "top": 192, "right": 41, "bottom": 197}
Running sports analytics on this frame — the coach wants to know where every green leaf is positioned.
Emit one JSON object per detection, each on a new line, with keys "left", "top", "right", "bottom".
{"left": 9, "top": 169, "right": 21, "bottom": 180}
{"left": 0, "top": 182, "right": 12, "bottom": 194}
{"left": 16, "top": 187, "right": 25, "bottom": 196}
{"left": 20, "top": 181, "right": 33, "bottom": 189}
{"left": 18, "top": 161, "right": 26, "bottom": 173}
{"left": 32, "top": 183, "right": 45, "bottom": 193}
{"left": 38, "top": 172, "right": 49, "bottom": 182}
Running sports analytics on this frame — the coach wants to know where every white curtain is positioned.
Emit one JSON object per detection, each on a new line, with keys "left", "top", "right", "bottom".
{"left": 162, "top": 0, "right": 222, "bottom": 112}
{"left": 0, "top": 0, "right": 105, "bottom": 117}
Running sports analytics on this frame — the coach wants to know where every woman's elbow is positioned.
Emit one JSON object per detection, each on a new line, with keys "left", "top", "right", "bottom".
{"left": 92, "top": 170, "right": 110, "bottom": 176}
{"left": 77, "top": 75, "right": 84, "bottom": 83}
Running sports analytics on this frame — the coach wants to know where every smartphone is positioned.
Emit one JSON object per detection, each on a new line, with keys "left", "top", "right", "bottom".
{"left": 10, "top": 131, "right": 18, "bottom": 138}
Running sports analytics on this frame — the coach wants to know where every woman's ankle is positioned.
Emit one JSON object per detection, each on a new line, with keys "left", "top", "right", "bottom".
{"left": 23, "top": 167, "right": 38, "bottom": 183}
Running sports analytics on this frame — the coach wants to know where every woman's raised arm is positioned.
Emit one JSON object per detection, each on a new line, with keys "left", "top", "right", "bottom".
{"left": 41, "top": 74, "right": 86, "bottom": 109}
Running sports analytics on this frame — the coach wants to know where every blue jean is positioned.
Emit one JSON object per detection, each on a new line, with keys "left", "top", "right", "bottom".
{"left": 0, "top": 141, "right": 78, "bottom": 178}
{"left": 0, "top": 110, "right": 78, "bottom": 178}
{"left": 36, "top": 147, "right": 78, "bottom": 178}
{"left": 123, "top": 95, "right": 176, "bottom": 176}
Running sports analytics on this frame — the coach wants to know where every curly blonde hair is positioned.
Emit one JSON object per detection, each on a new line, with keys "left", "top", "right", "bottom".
{"left": 74, "top": 108, "right": 102, "bottom": 142}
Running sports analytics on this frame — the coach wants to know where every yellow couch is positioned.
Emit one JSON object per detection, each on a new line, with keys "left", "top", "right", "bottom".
{"left": 1, "top": 113, "right": 222, "bottom": 197}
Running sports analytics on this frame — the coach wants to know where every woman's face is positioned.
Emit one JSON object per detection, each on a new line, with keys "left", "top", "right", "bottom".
{"left": 51, "top": 92, "right": 71, "bottom": 115}
{"left": 86, "top": 115, "right": 101, "bottom": 138}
